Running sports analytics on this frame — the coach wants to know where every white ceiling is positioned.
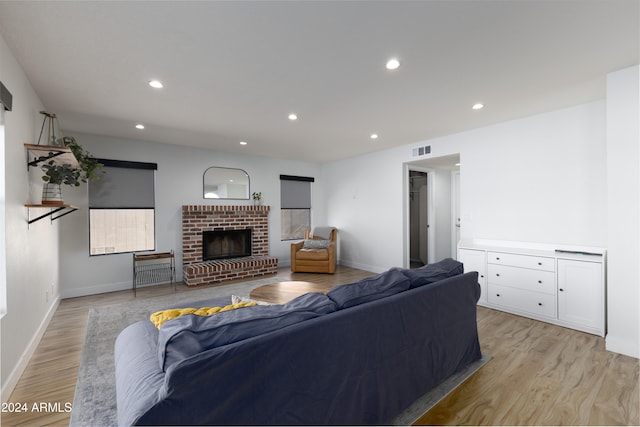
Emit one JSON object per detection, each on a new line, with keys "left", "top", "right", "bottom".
{"left": 0, "top": 1, "right": 637, "bottom": 163}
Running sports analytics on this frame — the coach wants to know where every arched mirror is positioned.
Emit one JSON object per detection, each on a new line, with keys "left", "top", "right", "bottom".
{"left": 203, "top": 167, "right": 250, "bottom": 199}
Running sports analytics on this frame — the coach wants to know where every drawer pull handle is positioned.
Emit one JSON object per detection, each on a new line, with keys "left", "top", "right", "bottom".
{"left": 496, "top": 273, "right": 500, "bottom": 277}
{"left": 538, "top": 302, "right": 543, "bottom": 306}
{"left": 538, "top": 262, "right": 542, "bottom": 265}
{"left": 496, "top": 293, "right": 501, "bottom": 297}
{"left": 480, "top": 275, "right": 484, "bottom": 278}
{"left": 559, "top": 288, "right": 564, "bottom": 292}
{"left": 538, "top": 280, "right": 542, "bottom": 284}
{"left": 496, "top": 257, "right": 500, "bottom": 260}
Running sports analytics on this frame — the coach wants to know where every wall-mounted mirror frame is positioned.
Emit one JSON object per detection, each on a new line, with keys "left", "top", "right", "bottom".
{"left": 203, "top": 167, "right": 250, "bottom": 199}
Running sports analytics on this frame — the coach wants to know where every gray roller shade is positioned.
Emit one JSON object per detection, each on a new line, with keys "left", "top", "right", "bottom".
{"left": 89, "top": 160, "right": 156, "bottom": 209}
{"left": 280, "top": 176, "right": 313, "bottom": 209}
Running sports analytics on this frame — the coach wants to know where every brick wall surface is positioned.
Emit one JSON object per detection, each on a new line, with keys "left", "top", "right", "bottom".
{"left": 182, "top": 205, "right": 277, "bottom": 286}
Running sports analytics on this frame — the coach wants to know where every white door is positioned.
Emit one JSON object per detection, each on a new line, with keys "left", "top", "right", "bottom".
{"left": 419, "top": 183, "right": 428, "bottom": 264}
{"left": 557, "top": 259, "right": 604, "bottom": 333}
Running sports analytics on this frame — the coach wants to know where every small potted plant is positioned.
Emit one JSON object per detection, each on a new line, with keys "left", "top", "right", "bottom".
{"left": 252, "top": 191, "right": 262, "bottom": 206}
{"left": 39, "top": 136, "right": 104, "bottom": 205}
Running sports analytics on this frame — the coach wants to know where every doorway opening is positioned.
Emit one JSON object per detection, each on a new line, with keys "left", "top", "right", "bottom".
{"left": 409, "top": 170, "right": 429, "bottom": 268}
{"left": 404, "top": 154, "right": 460, "bottom": 269}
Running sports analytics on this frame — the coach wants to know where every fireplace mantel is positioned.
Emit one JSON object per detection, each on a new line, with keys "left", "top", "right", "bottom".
{"left": 182, "top": 205, "right": 278, "bottom": 286}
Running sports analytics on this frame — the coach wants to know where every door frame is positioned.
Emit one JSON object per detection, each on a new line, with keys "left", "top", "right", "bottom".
{"left": 451, "top": 170, "right": 461, "bottom": 259}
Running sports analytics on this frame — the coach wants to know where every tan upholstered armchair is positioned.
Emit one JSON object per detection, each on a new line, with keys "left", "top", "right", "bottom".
{"left": 290, "top": 227, "right": 337, "bottom": 274}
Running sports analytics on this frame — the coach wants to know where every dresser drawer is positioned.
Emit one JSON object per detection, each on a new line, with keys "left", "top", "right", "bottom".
{"left": 487, "top": 264, "right": 556, "bottom": 295}
{"left": 487, "top": 252, "right": 555, "bottom": 272}
{"left": 488, "top": 284, "right": 557, "bottom": 319}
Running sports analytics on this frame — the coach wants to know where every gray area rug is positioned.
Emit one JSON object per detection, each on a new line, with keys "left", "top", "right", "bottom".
{"left": 70, "top": 276, "right": 491, "bottom": 426}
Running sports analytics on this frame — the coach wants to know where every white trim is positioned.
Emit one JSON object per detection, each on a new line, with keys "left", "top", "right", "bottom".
{"left": 451, "top": 170, "right": 461, "bottom": 259}
{"left": 60, "top": 280, "right": 131, "bottom": 299}
{"left": 0, "top": 107, "right": 6, "bottom": 319}
{"left": 1, "top": 297, "right": 60, "bottom": 402}
{"left": 402, "top": 163, "right": 410, "bottom": 268}
{"left": 426, "top": 170, "right": 435, "bottom": 264}
{"left": 405, "top": 165, "right": 435, "bottom": 267}
{"left": 338, "top": 260, "right": 386, "bottom": 275}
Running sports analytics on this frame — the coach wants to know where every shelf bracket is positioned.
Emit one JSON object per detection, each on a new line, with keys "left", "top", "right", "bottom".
{"left": 27, "top": 150, "right": 67, "bottom": 168}
{"left": 26, "top": 204, "right": 79, "bottom": 226}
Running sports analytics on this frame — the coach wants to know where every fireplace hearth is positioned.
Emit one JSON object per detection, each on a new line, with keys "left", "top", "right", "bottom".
{"left": 203, "top": 229, "right": 252, "bottom": 261}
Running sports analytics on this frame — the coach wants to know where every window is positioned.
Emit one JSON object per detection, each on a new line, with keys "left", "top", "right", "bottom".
{"left": 89, "top": 160, "right": 157, "bottom": 255}
{"left": 280, "top": 175, "right": 314, "bottom": 240}
{"left": 0, "top": 96, "right": 7, "bottom": 318}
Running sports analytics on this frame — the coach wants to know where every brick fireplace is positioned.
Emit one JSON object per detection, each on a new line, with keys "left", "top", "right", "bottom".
{"left": 182, "top": 205, "right": 278, "bottom": 286}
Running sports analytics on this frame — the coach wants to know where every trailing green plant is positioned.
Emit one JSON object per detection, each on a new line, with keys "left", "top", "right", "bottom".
{"left": 252, "top": 191, "right": 262, "bottom": 201}
{"left": 39, "top": 136, "right": 104, "bottom": 186}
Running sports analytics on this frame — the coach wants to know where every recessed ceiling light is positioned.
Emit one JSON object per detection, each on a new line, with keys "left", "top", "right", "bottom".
{"left": 239, "top": 141, "right": 248, "bottom": 146}
{"left": 135, "top": 124, "right": 145, "bottom": 130}
{"left": 288, "top": 113, "right": 298, "bottom": 121}
{"left": 472, "top": 103, "right": 484, "bottom": 110}
{"left": 370, "top": 133, "right": 379, "bottom": 140}
{"left": 385, "top": 58, "right": 400, "bottom": 70}
{"left": 149, "top": 80, "right": 164, "bottom": 89}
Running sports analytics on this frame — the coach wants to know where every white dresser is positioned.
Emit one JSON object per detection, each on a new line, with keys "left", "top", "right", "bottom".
{"left": 458, "top": 239, "right": 606, "bottom": 336}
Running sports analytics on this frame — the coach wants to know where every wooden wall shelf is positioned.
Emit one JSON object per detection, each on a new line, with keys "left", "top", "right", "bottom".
{"left": 24, "top": 144, "right": 79, "bottom": 168}
{"left": 25, "top": 204, "right": 78, "bottom": 225}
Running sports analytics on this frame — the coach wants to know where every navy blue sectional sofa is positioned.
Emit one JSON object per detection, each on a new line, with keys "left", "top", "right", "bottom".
{"left": 115, "top": 259, "right": 481, "bottom": 425}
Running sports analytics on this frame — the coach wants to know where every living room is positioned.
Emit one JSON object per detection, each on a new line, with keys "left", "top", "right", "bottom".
{"left": 0, "top": 1, "right": 639, "bottom": 425}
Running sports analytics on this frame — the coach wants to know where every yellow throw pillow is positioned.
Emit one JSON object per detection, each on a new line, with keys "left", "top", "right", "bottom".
{"left": 150, "top": 301, "right": 257, "bottom": 328}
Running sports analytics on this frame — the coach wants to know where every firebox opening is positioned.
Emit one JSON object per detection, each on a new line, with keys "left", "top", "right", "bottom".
{"left": 203, "top": 229, "right": 252, "bottom": 261}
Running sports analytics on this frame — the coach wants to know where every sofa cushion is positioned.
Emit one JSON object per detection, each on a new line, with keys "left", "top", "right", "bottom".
{"left": 157, "top": 292, "right": 337, "bottom": 371}
{"left": 302, "top": 239, "right": 331, "bottom": 249}
{"left": 296, "top": 249, "right": 329, "bottom": 261}
{"left": 327, "top": 268, "right": 410, "bottom": 309}
{"left": 402, "top": 258, "right": 464, "bottom": 288}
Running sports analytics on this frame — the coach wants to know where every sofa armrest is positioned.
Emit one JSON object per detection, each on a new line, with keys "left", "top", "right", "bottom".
{"left": 290, "top": 240, "right": 305, "bottom": 270}
{"left": 327, "top": 241, "right": 337, "bottom": 273}
{"left": 115, "top": 321, "right": 165, "bottom": 426}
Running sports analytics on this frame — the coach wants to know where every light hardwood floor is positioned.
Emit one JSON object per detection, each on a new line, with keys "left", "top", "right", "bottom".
{"left": 417, "top": 306, "right": 639, "bottom": 425}
{"left": 2, "top": 266, "right": 638, "bottom": 426}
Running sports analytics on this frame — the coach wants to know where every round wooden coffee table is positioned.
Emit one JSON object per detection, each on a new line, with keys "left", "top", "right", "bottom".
{"left": 249, "top": 280, "right": 334, "bottom": 304}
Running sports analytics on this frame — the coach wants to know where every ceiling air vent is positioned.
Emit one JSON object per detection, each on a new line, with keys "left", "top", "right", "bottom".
{"left": 411, "top": 145, "right": 431, "bottom": 157}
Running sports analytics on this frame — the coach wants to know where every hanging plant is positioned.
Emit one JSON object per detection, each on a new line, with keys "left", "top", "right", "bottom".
{"left": 37, "top": 136, "right": 104, "bottom": 205}
{"left": 39, "top": 136, "right": 104, "bottom": 186}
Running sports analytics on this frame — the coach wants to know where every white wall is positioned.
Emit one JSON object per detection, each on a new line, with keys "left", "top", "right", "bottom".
{"left": 456, "top": 101, "right": 607, "bottom": 245}
{"left": 325, "top": 100, "right": 607, "bottom": 273}
{"left": 323, "top": 147, "right": 408, "bottom": 273}
{"left": 58, "top": 133, "right": 325, "bottom": 298}
{"left": 0, "top": 34, "right": 61, "bottom": 398}
{"left": 605, "top": 65, "right": 639, "bottom": 358}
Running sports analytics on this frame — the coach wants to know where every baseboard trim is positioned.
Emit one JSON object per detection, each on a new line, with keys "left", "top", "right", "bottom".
{"left": 338, "top": 260, "right": 386, "bottom": 274}
{"left": 1, "top": 296, "right": 60, "bottom": 403}
{"left": 60, "top": 281, "right": 131, "bottom": 299}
